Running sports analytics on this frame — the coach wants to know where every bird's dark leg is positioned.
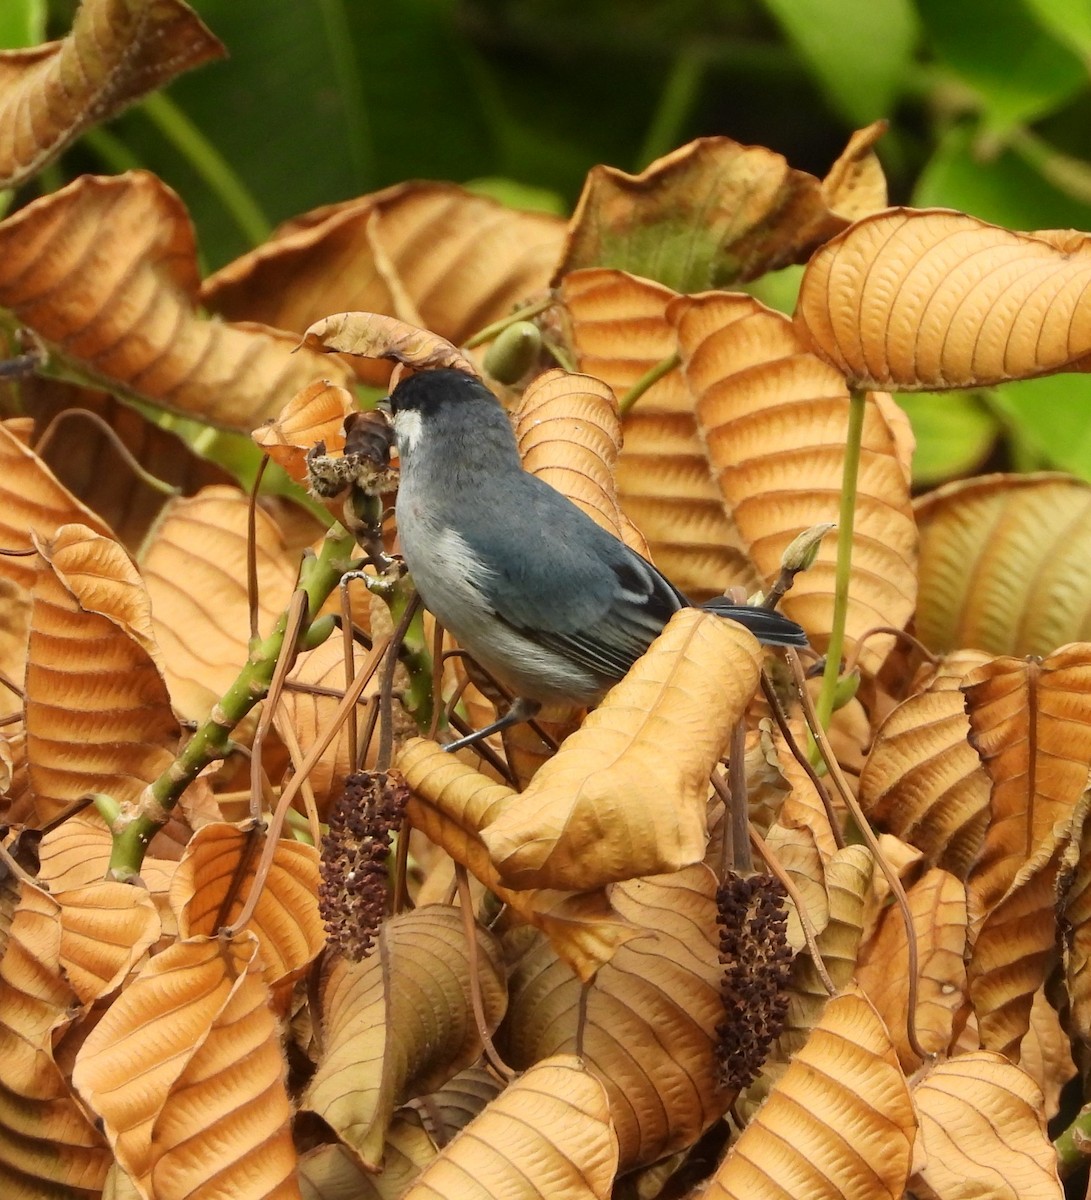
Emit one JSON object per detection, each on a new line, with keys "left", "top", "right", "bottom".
{"left": 442, "top": 696, "right": 542, "bottom": 753}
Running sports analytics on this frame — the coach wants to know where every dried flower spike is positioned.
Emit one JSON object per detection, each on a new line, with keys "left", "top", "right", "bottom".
{"left": 318, "top": 770, "right": 408, "bottom": 961}
{"left": 715, "top": 872, "right": 793, "bottom": 1092}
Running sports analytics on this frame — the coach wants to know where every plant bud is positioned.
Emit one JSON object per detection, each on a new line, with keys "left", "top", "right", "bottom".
{"left": 781, "top": 522, "right": 835, "bottom": 574}
{"left": 484, "top": 319, "right": 542, "bottom": 384}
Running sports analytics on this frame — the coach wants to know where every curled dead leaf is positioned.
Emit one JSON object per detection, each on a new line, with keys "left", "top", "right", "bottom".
{"left": 482, "top": 610, "right": 762, "bottom": 891}
{"left": 300, "top": 312, "right": 478, "bottom": 376}
{"left": 252, "top": 379, "right": 357, "bottom": 485}
{"left": 0, "top": 0, "right": 224, "bottom": 190}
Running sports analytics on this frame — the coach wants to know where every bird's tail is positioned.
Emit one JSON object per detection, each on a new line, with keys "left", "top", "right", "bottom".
{"left": 700, "top": 598, "right": 808, "bottom": 647}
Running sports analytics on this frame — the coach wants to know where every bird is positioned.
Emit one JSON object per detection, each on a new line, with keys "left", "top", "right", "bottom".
{"left": 387, "top": 368, "right": 807, "bottom": 751}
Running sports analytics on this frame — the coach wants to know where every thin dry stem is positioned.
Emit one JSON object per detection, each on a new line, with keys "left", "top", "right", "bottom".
{"left": 788, "top": 649, "right": 928, "bottom": 1061}
{"left": 246, "top": 456, "right": 270, "bottom": 642}
{"left": 748, "top": 823, "right": 836, "bottom": 997}
{"left": 455, "top": 864, "right": 514, "bottom": 1081}
{"left": 842, "top": 624, "right": 940, "bottom": 676}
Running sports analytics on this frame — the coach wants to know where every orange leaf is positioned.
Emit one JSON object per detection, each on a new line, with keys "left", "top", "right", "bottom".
{"left": 0, "top": 172, "right": 352, "bottom": 428}
{"left": 55, "top": 882, "right": 160, "bottom": 1006}
{"left": 0, "top": 0, "right": 223, "bottom": 190}
{"left": 670, "top": 291, "right": 916, "bottom": 673}
{"left": 560, "top": 268, "right": 753, "bottom": 600}
{"left": 300, "top": 311, "right": 478, "bottom": 375}
{"left": 72, "top": 932, "right": 298, "bottom": 1199}
{"left": 252, "top": 379, "right": 356, "bottom": 485}
{"left": 795, "top": 208, "right": 1091, "bottom": 390}
{"left": 26, "top": 524, "right": 178, "bottom": 822}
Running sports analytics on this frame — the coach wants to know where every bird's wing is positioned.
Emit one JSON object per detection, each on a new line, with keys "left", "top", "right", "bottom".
{"left": 461, "top": 475, "right": 686, "bottom": 683}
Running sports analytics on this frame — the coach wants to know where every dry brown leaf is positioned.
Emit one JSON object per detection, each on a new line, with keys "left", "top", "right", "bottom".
{"left": 298, "top": 1117, "right": 436, "bottom": 1200}
{"left": 139, "top": 486, "right": 300, "bottom": 722}
{"left": 740, "top": 846, "right": 873, "bottom": 1118}
{"left": 1019, "top": 988, "right": 1077, "bottom": 1121}
{"left": 671, "top": 291, "right": 916, "bottom": 672}
{"left": 252, "top": 378, "right": 357, "bottom": 484}
{"left": 25, "top": 524, "right": 178, "bottom": 823}
{"left": 36, "top": 809, "right": 175, "bottom": 897}
{"left": 795, "top": 208, "right": 1091, "bottom": 391}
{"left": 203, "top": 183, "right": 564, "bottom": 367}
{"left": 300, "top": 312, "right": 478, "bottom": 376}
{"left": 915, "top": 473, "right": 1091, "bottom": 656}
{"left": 820, "top": 121, "right": 890, "bottom": 222}
{"left": 0, "top": 881, "right": 111, "bottom": 1197}
{"left": 482, "top": 611, "right": 762, "bottom": 890}
{"left": 401, "top": 1055, "right": 618, "bottom": 1200}
{"left": 73, "top": 930, "right": 298, "bottom": 1199}
{"left": 559, "top": 269, "right": 754, "bottom": 600}
{"left": 859, "top": 662, "right": 991, "bottom": 877}
{"left": 1063, "top": 810, "right": 1091, "bottom": 1056}
{"left": 514, "top": 368, "right": 648, "bottom": 554}
{"left": 0, "top": 420, "right": 115, "bottom": 592}
{"left": 397, "top": 738, "right": 634, "bottom": 981}
{"left": 170, "top": 822, "right": 324, "bottom": 987}
{"left": 0, "top": 172, "right": 351, "bottom": 429}
{"left": 0, "top": 0, "right": 223, "bottom": 190}
{"left": 856, "top": 868, "right": 968, "bottom": 1068}
{"left": 911, "top": 1052, "right": 1063, "bottom": 1199}
{"left": 410, "top": 1065, "right": 504, "bottom": 1144}
{"left": 964, "top": 645, "right": 1091, "bottom": 917}
{"left": 555, "top": 128, "right": 888, "bottom": 290}
{"left": 706, "top": 987, "right": 914, "bottom": 1200}
{"left": 968, "top": 795, "right": 1090, "bottom": 1060}
{"left": 303, "top": 905, "right": 506, "bottom": 1171}
{"left": 23, "top": 378, "right": 233, "bottom": 550}
{"left": 55, "top": 882, "right": 161, "bottom": 1006}
{"left": 504, "top": 866, "right": 724, "bottom": 1172}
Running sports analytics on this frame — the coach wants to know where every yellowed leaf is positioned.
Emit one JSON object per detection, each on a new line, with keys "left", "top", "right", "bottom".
{"left": 36, "top": 809, "right": 175, "bottom": 897}
{"left": 204, "top": 183, "right": 564, "bottom": 375}
{"left": 671, "top": 291, "right": 916, "bottom": 673}
{"left": 1019, "top": 988, "right": 1076, "bottom": 1122}
{"left": 0, "top": 172, "right": 351, "bottom": 428}
{"left": 964, "top": 645, "right": 1091, "bottom": 917}
{"left": 26, "top": 524, "right": 178, "bottom": 823}
{"left": 397, "top": 737, "right": 635, "bottom": 981}
{"left": 303, "top": 905, "right": 506, "bottom": 1170}
{"left": 482, "top": 611, "right": 761, "bottom": 890}
{"left": 859, "top": 661, "right": 991, "bottom": 877}
{"left": 915, "top": 473, "right": 1091, "bottom": 656}
{"left": 505, "top": 866, "right": 725, "bottom": 1171}
{"left": 0, "top": 0, "right": 223, "bottom": 190}
{"left": 252, "top": 379, "right": 356, "bottom": 485}
{"left": 796, "top": 208, "right": 1091, "bottom": 391}
{"left": 401, "top": 1056, "right": 617, "bottom": 1200}
{"left": 55, "top": 882, "right": 160, "bottom": 1006}
{"left": 559, "top": 268, "right": 754, "bottom": 600}
{"left": 301, "top": 313, "right": 478, "bottom": 375}
{"left": 298, "top": 1117, "right": 436, "bottom": 1200}
{"left": 0, "top": 881, "right": 110, "bottom": 1196}
{"left": 911, "top": 1052, "right": 1062, "bottom": 1200}
{"left": 556, "top": 131, "right": 888, "bottom": 290}
{"left": 171, "top": 822, "right": 325, "bottom": 987}
{"left": 140, "top": 486, "right": 300, "bottom": 722}
{"left": 514, "top": 368, "right": 648, "bottom": 554}
{"left": 857, "top": 868, "right": 968, "bottom": 1068}
{"left": 707, "top": 988, "right": 914, "bottom": 1200}
{"left": 72, "top": 931, "right": 298, "bottom": 1199}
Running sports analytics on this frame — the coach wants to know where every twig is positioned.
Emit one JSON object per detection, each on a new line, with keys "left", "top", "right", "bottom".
{"left": 455, "top": 864, "right": 513, "bottom": 1080}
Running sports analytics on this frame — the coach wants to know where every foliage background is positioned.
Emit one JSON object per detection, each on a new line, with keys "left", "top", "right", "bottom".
{"left": 7, "top": 0, "right": 1091, "bottom": 484}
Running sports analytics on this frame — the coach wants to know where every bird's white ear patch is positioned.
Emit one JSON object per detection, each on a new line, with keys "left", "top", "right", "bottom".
{"left": 394, "top": 409, "right": 423, "bottom": 456}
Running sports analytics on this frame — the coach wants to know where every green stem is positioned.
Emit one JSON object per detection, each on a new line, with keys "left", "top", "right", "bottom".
{"left": 464, "top": 296, "right": 554, "bottom": 349}
{"left": 618, "top": 351, "right": 681, "bottom": 414}
{"left": 1055, "top": 1103, "right": 1091, "bottom": 1178}
{"left": 140, "top": 92, "right": 271, "bottom": 247}
{"left": 815, "top": 389, "right": 865, "bottom": 730}
{"left": 107, "top": 527, "right": 360, "bottom": 881}
{"left": 316, "top": 0, "right": 374, "bottom": 190}
{"left": 81, "top": 125, "right": 143, "bottom": 174}
{"left": 637, "top": 45, "right": 708, "bottom": 169}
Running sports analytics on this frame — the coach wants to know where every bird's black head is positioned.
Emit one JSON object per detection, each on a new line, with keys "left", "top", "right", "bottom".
{"left": 386, "top": 369, "right": 495, "bottom": 418}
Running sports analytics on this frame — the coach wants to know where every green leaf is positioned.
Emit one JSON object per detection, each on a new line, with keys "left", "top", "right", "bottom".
{"left": 913, "top": 123, "right": 1091, "bottom": 229}
{"left": 758, "top": 0, "right": 918, "bottom": 123}
{"left": 918, "top": 0, "right": 1087, "bottom": 130}
{"left": 896, "top": 392, "right": 998, "bottom": 487}
{"left": 1022, "top": 0, "right": 1091, "bottom": 65}
{"left": 990, "top": 374, "right": 1091, "bottom": 481}
{"left": 0, "top": 0, "right": 44, "bottom": 48}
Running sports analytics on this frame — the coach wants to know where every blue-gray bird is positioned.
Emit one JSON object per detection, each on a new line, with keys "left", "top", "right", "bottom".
{"left": 388, "top": 369, "right": 806, "bottom": 751}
